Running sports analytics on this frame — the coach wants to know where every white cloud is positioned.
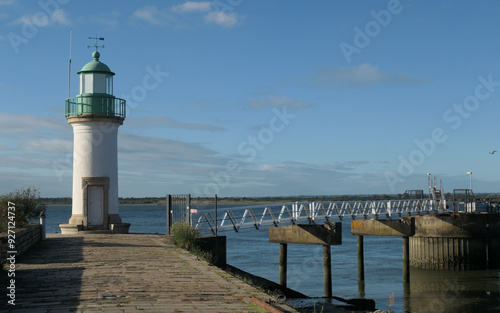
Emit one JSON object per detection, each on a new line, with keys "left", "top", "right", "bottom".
{"left": 20, "top": 137, "right": 71, "bottom": 153}
{"left": 333, "top": 64, "right": 386, "bottom": 85}
{"left": 0, "top": 112, "right": 407, "bottom": 197}
{"left": 127, "top": 116, "right": 226, "bottom": 132}
{"left": 236, "top": 161, "right": 384, "bottom": 196}
{"left": 117, "top": 133, "right": 231, "bottom": 193}
{"left": 0, "top": 112, "right": 228, "bottom": 196}
{"left": 247, "top": 95, "right": 316, "bottom": 110}
{"left": 204, "top": 11, "right": 237, "bottom": 27}
{"left": 172, "top": 1, "right": 211, "bottom": 13}
{"left": 80, "top": 11, "right": 120, "bottom": 28}
{"left": 119, "top": 132, "right": 221, "bottom": 165}
{"left": 133, "top": 3, "right": 240, "bottom": 28}
{"left": 305, "top": 64, "right": 426, "bottom": 89}
{"left": 50, "top": 9, "right": 71, "bottom": 26}
{"left": 333, "top": 161, "right": 370, "bottom": 171}
{"left": 0, "top": 113, "right": 66, "bottom": 137}
{"left": 133, "top": 5, "right": 165, "bottom": 25}
{"left": 0, "top": 113, "right": 73, "bottom": 195}
{"left": 0, "top": 0, "right": 14, "bottom": 6}
{"left": 11, "top": 9, "right": 72, "bottom": 27}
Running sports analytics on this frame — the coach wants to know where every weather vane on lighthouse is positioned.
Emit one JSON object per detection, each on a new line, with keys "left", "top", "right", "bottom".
{"left": 87, "top": 36, "right": 105, "bottom": 51}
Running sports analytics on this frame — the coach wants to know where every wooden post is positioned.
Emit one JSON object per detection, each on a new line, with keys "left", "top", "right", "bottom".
{"left": 357, "top": 235, "right": 364, "bottom": 281}
{"left": 403, "top": 236, "right": 410, "bottom": 283}
{"left": 357, "top": 235, "right": 365, "bottom": 298}
{"left": 279, "top": 243, "right": 287, "bottom": 287}
{"left": 323, "top": 245, "right": 332, "bottom": 299}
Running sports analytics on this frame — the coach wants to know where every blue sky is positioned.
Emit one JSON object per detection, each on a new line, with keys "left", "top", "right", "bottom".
{"left": 2, "top": 0, "right": 500, "bottom": 198}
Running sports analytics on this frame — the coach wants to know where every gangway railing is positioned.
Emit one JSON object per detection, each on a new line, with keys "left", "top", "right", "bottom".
{"left": 194, "top": 199, "right": 446, "bottom": 235}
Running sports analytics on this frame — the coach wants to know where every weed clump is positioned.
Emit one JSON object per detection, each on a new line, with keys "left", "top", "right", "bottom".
{"left": 170, "top": 222, "right": 216, "bottom": 264}
{"left": 170, "top": 222, "right": 200, "bottom": 250}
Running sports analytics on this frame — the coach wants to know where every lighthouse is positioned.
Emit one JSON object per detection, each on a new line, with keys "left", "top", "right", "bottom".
{"left": 60, "top": 38, "right": 130, "bottom": 234}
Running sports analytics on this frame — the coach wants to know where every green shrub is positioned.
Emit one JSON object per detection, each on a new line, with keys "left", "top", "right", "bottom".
{"left": 170, "top": 222, "right": 216, "bottom": 264}
{"left": 170, "top": 222, "right": 200, "bottom": 250}
{"left": 0, "top": 187, "right": 47, "bottom": 233}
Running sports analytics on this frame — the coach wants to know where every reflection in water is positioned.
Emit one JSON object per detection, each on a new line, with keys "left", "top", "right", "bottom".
{"left": 405, "top": 269, "right": 500, "bottom": 313}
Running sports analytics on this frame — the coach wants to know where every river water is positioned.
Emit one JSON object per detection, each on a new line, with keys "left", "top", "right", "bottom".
{"left": 43, "top": 204, "right": 500, "bottom": 312}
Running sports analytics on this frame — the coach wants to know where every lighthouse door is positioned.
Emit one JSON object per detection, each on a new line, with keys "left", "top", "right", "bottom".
{"left": 88, "top": 186, "right": 104, "bottom": 225}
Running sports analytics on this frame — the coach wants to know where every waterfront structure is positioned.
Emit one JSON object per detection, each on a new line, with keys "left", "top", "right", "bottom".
{"left": 60, "top": 40, "right": 129, "bottom": 234}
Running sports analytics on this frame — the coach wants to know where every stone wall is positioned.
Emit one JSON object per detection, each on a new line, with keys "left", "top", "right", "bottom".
{"left": 0, "top": 223, "right": 41, "bottom": 265}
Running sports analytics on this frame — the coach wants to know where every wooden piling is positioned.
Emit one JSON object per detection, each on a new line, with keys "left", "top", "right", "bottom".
{"left": 323, "top": 245, "right": 332, "bottom": 299}
{"left": 269, "top": 223, "right": 341, "bottom": 296}
{"left": 357, "top": 235, "right": 364, "bottom": 282}
{"left": 358, "top": 280, "right": 365, "bottom": 299}
{"left": 357, "top": 235, "right": 365, "bottom": 298}
{"left": 403, "top": 236, "right": 410, "bottom": 283}
{"left": 279, "top": 243, "right": 287, "bottom": 287}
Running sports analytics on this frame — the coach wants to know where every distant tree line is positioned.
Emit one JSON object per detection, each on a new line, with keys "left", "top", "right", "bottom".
{"left": 40, "top": 197, "right": 165, "bottom": 205}
{"left": 39, "top": 193, "right": 500, "bottom": 206}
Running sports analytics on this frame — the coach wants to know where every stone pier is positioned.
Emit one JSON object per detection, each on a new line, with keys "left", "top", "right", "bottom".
{"left": 351, "top": 213, "right": 500, "bottom": 274}
{"left": 0, "top": 233, "right": 297, "bottom": 312}
{"left": 409, "top": 214, "right": 500, "bottom": 270}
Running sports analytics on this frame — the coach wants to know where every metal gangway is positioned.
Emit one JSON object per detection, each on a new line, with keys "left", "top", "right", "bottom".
{"left": 194, "top": 198, "right": 447, "bottom": 235}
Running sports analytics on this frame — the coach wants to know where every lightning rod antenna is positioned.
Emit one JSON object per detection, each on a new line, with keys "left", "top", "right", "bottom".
{"left": 68, "top": 29, "right": 72, "bottom": 99}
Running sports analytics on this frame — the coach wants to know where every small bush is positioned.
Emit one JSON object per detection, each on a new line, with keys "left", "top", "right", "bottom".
{"left": 170, "top": 222, "right": 200, "bottom": 250}
{"left": 170, "top": 222, "right": 216, "bottom": 263}
{"left": 0, "top": 187, "right": 47, "bottom": 233}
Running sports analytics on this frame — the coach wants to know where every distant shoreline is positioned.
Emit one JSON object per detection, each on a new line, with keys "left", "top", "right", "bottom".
{"left": 41, "top": 198, "right": 296, "bottom": 205}
{"left": 41, "top": 193, "right": 500, "bottom": 206}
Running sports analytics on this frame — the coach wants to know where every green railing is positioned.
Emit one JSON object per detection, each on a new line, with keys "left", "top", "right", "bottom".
{"left": 65, "top": 95, "right": 126, "bottom": 118}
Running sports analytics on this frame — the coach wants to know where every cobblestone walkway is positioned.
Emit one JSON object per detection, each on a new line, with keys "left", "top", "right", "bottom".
{"left": 1, "top": 234, "right": 297, "bottom": 313}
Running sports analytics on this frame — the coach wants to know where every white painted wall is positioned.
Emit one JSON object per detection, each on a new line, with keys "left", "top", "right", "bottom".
{"left": 70, "top": 119, "right": 121, "bottom": 218}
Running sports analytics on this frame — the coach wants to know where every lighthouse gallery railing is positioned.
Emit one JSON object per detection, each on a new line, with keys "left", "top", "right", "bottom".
{"left": 65, "top": 95, "right": 126, "bottom": 118}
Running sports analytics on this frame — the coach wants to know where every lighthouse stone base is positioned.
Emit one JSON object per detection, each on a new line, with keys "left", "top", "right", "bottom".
{"left": 59, "top": 223, "right": 131, "bottom": 234}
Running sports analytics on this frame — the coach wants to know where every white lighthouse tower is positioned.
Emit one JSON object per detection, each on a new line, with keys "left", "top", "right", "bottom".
{"left": 60, "top": 38, "right": 130, "bottom": 234}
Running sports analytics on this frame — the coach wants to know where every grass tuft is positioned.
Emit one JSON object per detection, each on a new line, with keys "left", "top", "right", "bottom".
{"left": 171, "top": 222, "right": 200, "bottom": 250}
{"left": 170, "top": 222, "right": 215, "bottom": 264}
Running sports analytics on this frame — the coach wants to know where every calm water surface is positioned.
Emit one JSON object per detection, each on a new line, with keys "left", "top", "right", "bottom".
{"left": 44, "top": 204, "right": 500, "bottom": 312}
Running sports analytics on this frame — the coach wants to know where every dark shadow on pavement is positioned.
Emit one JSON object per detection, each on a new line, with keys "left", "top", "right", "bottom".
{"left": 0, "top": 236, "right": 84, "bottom": 312}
